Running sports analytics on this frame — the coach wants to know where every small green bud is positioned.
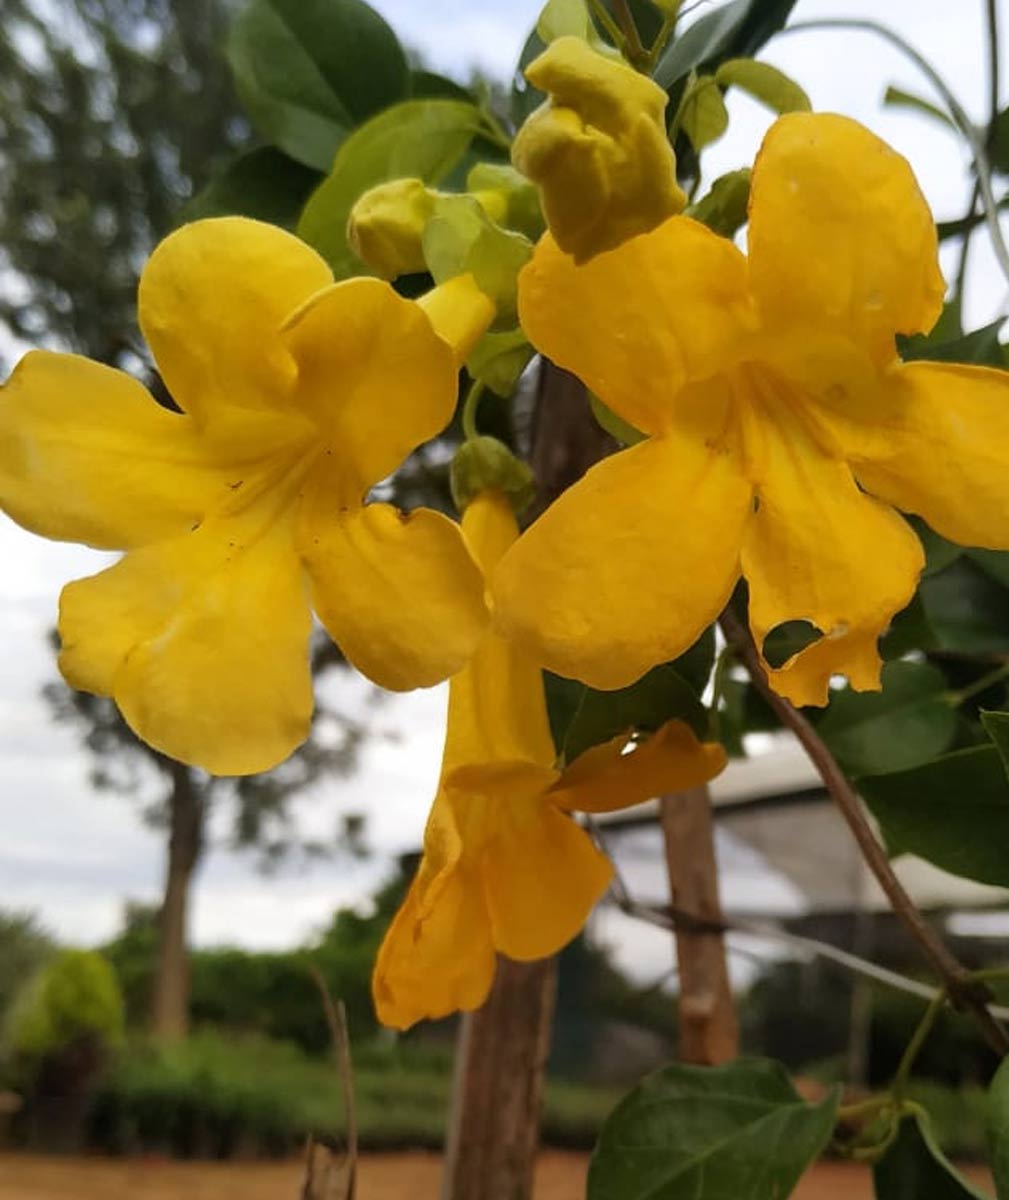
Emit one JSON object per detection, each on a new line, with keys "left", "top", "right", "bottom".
{"left": 451, "top": 436, "right": 536, "bottom": 515}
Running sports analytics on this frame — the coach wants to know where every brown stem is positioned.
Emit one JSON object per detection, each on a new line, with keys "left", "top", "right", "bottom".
{"left": 718, "top": 607, "right": 1009, "bottom": 1057}
{"left": 611, "top": 0, "right": 648, "bottom": 66}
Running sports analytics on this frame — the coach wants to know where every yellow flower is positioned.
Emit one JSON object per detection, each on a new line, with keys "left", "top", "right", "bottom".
{"left": 0, "top": 217, "right": 495, "bottom": 775}
{"left": 512, "top": 36, "right": 686, "bottom": 263}
{"left": 494, "top": 112, "right": 1009, "bottom": 707}
{"left": 372, "top": 491, "right": 725, "bottom": 1029}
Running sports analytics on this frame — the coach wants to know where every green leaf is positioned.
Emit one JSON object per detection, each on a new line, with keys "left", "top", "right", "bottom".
{"left": 909, "top": 517, "right": 962, "bottom": 577}
{"left": 816, "top": 661, "right": 956, "bottom": 777}
{"left": 537, "top": 0, "right": 598, "bottom": 44}
{"left": 989, "top": 1056, "right": 1009, "bottom": 1198}
{"left": 588, "top": 1058, "right": 839, "bottom": 1200}
{"left": 679, "top": 74, "right": 729, "bottom": 151}
{"left": 968, "top": 548, "right": 1009, "bottom": 590}
{"left": 466, "top": 329, "right": 534, "bottom": 397}
{"left": 184, "top": 147, "right": 322, "bottom": 228}
{"left": 860, "top": 745, "right": 1009, "bottom": 886}
{"left": 883, "top": 84, "right": 956, "bottom": 130}
{"left": 589, "top": 393, "right": 646, "bottom": 445}
{"left": 675, "top": 626, "right": 717, "bottom": 696}
{"left": 512, "top": 29, "right": 548, "bottom": 128}
{"left": 686, "top": 167, "right": 751, "bottom": 236}
{"left": 919, "top": 558, "right": 1009, "bottom": 656}
{"left": 715, "top": 57, "right": 810, "bottom": 113}
{"left": 655, "top": 0, "right": 798, "bottom": 89}
{"left": 410, "top": 70, "right": 474, "bottom": 102}
{"left": 227, "top": 0, "right": 409, "bottom": 171}
{"left": 874, "top": 1111, "right": 992, "bottom": 1199}
{"left": 981, "top": 711, "right": 1009, "bottom": 777}
{"left": 422, "top": 194, "right": 532, "bottom": 326}
{"left": 297, "top": 100, "right": 483, "bottom": 275}
{"left": 900, "top": 319, "right": 1006, "bottom": 368}
{"left": 563, "top": 662, "right": 709, "bottom": 762}
{"left": 990, "top": 106, "right": 1009, "bottom": 175}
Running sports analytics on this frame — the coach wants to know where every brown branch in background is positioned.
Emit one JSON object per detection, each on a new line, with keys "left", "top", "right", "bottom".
{"left": 301, "top": 969, "right": 358, "bottom": 1200}
{"left": 717, "top": 607, "right": 1009, "bottom": 1057}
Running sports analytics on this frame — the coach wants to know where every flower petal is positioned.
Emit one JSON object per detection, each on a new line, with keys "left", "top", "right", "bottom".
{"left": 492, "top": 424, "right": 752, "bottom": 689}
{"left": 443, "top": 493, "right": 556, "bottom": 770}
{"left": 301, "top": 502, "right": 488, "bottom": 691}
{"left": 282, "top": 278, "right": 462, "bottom": 497}
{"left": 59, "top": 517, "right": 314, "bottom": 775}
{"left": 415, "top": 273, "right": 496, "bottom": 365}
{"left": 482, "top": 799, "right": 612, "bottom": 961}
{"left": 0, "top": 351, "right": 231, "bottom": 549}
{"left": 748, "top": 113, "right": 945, "bottom": 364}
{"left": 518, "top": 218, "right": 753, "bottom": 435}
{"left": 836, "top": 361, "right": 1009, "bottom": 550}
{"left": 138, "top": 218, "right": 332, "bottom": 422}
{"left": 372, "top": 788, "right": 495, "bottom": 1030}
{"left": 741, "top": 398, "right": 924, "bottom": 707}
{"left": 551, "top": 720, "right": 727, "bottom": 813}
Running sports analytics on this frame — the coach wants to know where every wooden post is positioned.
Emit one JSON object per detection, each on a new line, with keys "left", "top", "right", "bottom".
{"left": 441, "top": 957, "right": 557, "bottom": 1200}
{"left": 441, "top": 361, "right": 610, "bottom": 1199}
{"left": 660, "top": 784, "right": 739, "bottom": 1065}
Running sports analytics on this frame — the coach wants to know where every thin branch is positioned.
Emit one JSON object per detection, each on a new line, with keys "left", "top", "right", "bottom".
{"left": 302, "top": 969, "right": 358, "bottom": 1200}
{"left": 717, "top": 608, "right": 1009, "bottom": 1056}
{"left": 783, "top": 18, "right": 1009, "bottom": 295}
{"left": 610, "top": 0, "right": 648, "bottom": 66}
{"left": 987, "top": 0, "right": 1001, "bottom": 131}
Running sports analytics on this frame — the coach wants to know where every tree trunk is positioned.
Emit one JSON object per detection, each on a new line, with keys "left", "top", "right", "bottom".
{"left": 661, "top": 785, "right": 738, "bottom": 1065}
{"left": 151, "top": 761, "right": 204, "bottom": 1041}
{"left": 441, "top": 361, "right": 612, "bottom": 1200}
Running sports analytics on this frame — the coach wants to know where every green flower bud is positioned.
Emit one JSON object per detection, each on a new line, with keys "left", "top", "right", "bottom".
{"left": 451, "top": 436, "right": 536, "bottom": 515}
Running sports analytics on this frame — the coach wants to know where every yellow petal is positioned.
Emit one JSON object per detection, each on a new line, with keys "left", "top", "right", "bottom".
{"left": 138, "top": 217, "right": 332, "bottom": 422}
{"left": 492, "top": 424, "right": 752, "bottom": 689}
{"left": 551, "top": 720, "right": 727, "bottom": 813}
{"left": 443, "top": 492, "right": 556, "bottom": 770}
{"left": 836, "top": 361, "right": 1009, "bottom": 550}
{"left": 59, "top": 516, "right": 314, "bottom": 775}
{"left": 741, "top": 395, "right": 924, "bottom": 707}
{"left": 372, "top": 788, "right": 495, "bottom": 1030}
{"left": 748, "top": 113, "right": 945, "bottom": 365}
{"left": 481, "top": 795, "right": 612, "bottom": 960}
{"left": 415, "top": 273, "right": 496, "bottom": 364}
{"left": 301, "top": 502, "right": 488, "bottom": 691}
{"left": 518, "top": 219, "right": 753, "bottom": 435}
{"left": 0, "top": 351, "right": 231, "bottom": 550}
{"left": 282, "top": 278, "right": 462, "bottom": 498}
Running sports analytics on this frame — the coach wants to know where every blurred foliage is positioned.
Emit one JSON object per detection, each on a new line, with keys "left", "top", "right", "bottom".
{"left": 0, "top": 912, "right": 55, "bottom": 1023}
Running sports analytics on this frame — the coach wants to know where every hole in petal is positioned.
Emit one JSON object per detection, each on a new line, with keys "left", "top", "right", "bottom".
{"left": 762, "top": 620, "right": 823, "bottom": 668}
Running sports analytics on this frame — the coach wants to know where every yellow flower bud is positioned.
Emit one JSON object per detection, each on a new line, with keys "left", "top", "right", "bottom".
{"left": 347, "top": 178, "right": 435, "bottom": 279}
{"left": 513, "top": 36, "right": 686, "bottom": 262}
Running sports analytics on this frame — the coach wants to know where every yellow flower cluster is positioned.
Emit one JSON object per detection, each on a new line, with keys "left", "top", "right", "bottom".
{"left": 3, "top": 32, "right": 1009, "bottom": 1028}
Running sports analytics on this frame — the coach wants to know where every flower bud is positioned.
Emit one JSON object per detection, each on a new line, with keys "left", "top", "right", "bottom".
{"left": 347, "top": 178, "right": 435, "bottom": 279}
{"left": 451, "top": 437, "right": 536, "bottom": 515}
{"left": 512, "top": 36, "right": 686, "bottom": 262}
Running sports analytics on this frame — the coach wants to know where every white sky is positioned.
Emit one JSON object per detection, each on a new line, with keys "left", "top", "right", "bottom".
{"left": 2, "top": 0, "right": 1008, "bottom": 982}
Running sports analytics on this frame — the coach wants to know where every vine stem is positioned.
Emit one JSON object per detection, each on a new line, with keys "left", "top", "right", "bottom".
{"left": 611, "top": 0, "right": 648, "bottom": 67}
{"left": 461, "top": 379, "right": 485, "bottom": 442}
{"left": 783, "top": 18, "right": 1009, "bottom": 295}
{"left": 717, "top": 607, "right": 1009, "bottom": 1057}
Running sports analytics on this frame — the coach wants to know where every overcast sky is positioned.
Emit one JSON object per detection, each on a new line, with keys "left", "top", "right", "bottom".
{"left": 2, "top": 0, "right": 1007, "bottom": 982}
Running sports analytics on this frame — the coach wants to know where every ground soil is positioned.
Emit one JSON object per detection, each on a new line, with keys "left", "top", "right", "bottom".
{"left": 0, "top": 1152, "right": 994, "bottom": 1198}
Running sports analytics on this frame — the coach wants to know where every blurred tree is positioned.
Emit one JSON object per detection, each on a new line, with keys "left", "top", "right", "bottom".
{"left": 44, "top": 637, "right": 373, "bottom": 1041}
{"left": 0, "top": 0, "right": 246, "bottom": 369}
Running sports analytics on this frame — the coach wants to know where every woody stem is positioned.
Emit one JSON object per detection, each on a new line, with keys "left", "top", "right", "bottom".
{"left": 611, "top": 0, "right": 648, "bottom": 66}
{"left": 717, "top": 606, "right": 1009, "bottom": 1057}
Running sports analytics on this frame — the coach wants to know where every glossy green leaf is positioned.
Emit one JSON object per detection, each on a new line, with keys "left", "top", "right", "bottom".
{"left": 968, "top": 548, "right": 1009, "bottom": 590}
{"left": 919, "top": 559, "right": 1009, "bottom": 657}
{"left": 423, "top": 193, "right": 532, "bottom": 326}
{"left": 562, "top": 662, "right": 709, "bottom": 761}
{"left": 655, "top": 0, "right": 798, "bottom": 89}
{"left": 674, "top": 626, "right": 717, "bottom": 696}
{"left": 908, "top": 517, "right": 962, "bottom": 577}
{"left": 816, "top": 661, "right": 956, "bottom": 777}
{"left": 227, "top": 0, "right": 409, "bottom": 171}
{"left": 588, "top": 1058, "right": 839, "bottom": 1200}
{"left": 715, "top": 57, "right": 810, "bottom": 113}
{"left": 989, "top": 1055, "right": 1009, "bottom": 1198}
{"left": 883, "top": 84, "right": 956, "bottom": 130}
{"left": 981, "top": 711, "right": 1009, "bottom": 777}
{"left": 860, "top": 745, "right": 1009, "bottom": 887}
{"left": 589, "top": 393, "right": 646, "bottom": 445}
{"left": 686, "top": 167, "right": 751, "bottom": 236}
{"left": 297, "top": 100, "right": 483, "bottom": 275}
{"left": 989, "top": 106, "right": 1009, "bottom": 175}
{"left": 900, "top": 319, "right": 1006, "bottom": 368}
{"left": 410, "top": 70, "right": 474, "bottom": 102}
{"left": 466, "top": 329, "right": 534, "bottom": 397}
{"left": 679, "top": 74, "right": 729, "bottom": 151}
{"left": 184, "top": 147, "right": 322, "bottom": 229}
{"left": 874, "top": 1111, "right": 991, "bottom": 1199}
{"left": 881, "top": 592, "right": 939, "bottom": 660}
